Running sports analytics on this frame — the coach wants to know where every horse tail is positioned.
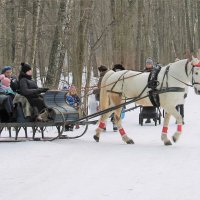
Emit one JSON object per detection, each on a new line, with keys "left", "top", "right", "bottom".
{"left": 99, "top": 70, "right": 114, "bottom": 110}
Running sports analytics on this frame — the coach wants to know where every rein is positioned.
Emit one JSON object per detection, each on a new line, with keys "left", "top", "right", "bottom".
{"left": 101, "top": 70, "right": 144, "bottom": 90}
{"left": 163, "top": 60, "right": 194, "bottom": 88}
{"left": 170, "top": 60, "right": 200, "bottom": 87}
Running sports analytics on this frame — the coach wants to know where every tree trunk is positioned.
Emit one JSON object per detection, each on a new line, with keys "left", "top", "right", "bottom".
{"left": 184, "top": 0, "right": 193, "bottom": 52}
{"left": 30, "top": 0, "right": 41, "bottom": 81}
{"left": 135, "top": 0, "right": 143, "bottom": 69}
{"left": 45, "top": 0, "right": 69, "bottom": 88}
{"left": 14, "top": 0, "right": 27, "bottom": 69}
{"left": 71, "top": 0, "right": 93, "bottom": 94}
{"left": 5, "top": 0, "right": 15, "bottom": 65}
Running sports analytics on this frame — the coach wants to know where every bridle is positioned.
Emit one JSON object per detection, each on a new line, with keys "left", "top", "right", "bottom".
{"left": 185, "top": 60, "right": 200, "bottom": 86}
{"left": 168, "top": 60, "right": 200, "bottom": 88}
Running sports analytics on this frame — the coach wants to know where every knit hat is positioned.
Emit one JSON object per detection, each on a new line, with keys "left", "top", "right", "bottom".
{"left": 146, "top": 57, "right": 153, "bottom": 65}
{"left": 21, "top": 62, "right": 31, "bottom": 73}
{"left": 1, "top": 66, "right": 12, "bottom": 74}
{"left": 0, "top": 74, "right": 5, "bottom": 81}
{"left": 0, "top": 74, "right": 10, "bottom": 87}
{"left": 62, "top": 86, "right": 69, "bottom": 91}
{"left": 69, "top": 85, "right": 76, "bottom": 91}
{"left": 98, "top": 65, "right": 108, "bottom": 72}
{"left": 112, "top": 64, "right": 125, "bottom": 72}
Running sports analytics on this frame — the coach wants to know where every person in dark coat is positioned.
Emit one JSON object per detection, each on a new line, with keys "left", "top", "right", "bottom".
{"left": 18, "top": 63, "right": 48, "bottom": 121}
{"left": 112, "top": 64, "right": 125, "bottom": 72}
{"left": 142, "top": 57, "right": 156, "bottom": 124}
{"left": 93, "top": 65, "right": 108, "bottom": 102}
{"left": 144, "top": 57, "right": 154, "bottom": 72}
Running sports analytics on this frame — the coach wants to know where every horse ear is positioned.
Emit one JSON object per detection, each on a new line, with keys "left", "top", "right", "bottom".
{"left": 192, "top": 56, "right": 200, "bottom": 65}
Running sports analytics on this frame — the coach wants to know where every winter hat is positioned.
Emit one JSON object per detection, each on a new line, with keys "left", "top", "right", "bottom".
{"left": 0, "top": 74, "right": 10, "bottom": 87}
{"left": 21, "top": 62, "right": 31, "bottom": 73}
{"left": 146, "top": 57, "right": 153, "bottom": 65}
{"left": 1, "top": 66, "right": 12, "bottom": 74}
{"left": 0, "top": 74, "right": 5, "bottom": 81}
{"left": 98, "top": 65, "right": 108, "bottom": 72}
{"left": 112, "top": 64, "right": 125, "bottom": 72}
{"left": 62, "top": 86, "right": 69, "bottom": 91}
{"left": 69, "top": 85, "right": 76, "bottom": 91}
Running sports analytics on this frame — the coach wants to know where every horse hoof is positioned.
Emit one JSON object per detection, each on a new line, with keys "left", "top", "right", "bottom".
{"left": 164, "top": 140, "right": 172, "bottom": 145}
{"left": 172, "top": 136, "right": 177, "bottom": 143}
{"left": 126, "top": 139, "right": 134, "bottom": 144}
{"left": 93, "top": 135, "right": 99, "bottom": 142}
{"left": 172, "top": 132, "right": 181, "bottom": 143}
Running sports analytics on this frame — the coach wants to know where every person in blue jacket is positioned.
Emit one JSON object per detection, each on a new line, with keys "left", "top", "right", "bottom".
{"left": 66, "top": 85, "right": 81, "bottom": 108}
{"left": 65, "top": 85, "right": 81, "bottom": 131}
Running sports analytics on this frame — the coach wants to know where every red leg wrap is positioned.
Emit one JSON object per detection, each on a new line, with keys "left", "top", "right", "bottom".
{"left": 177, "top": 124, "right": 182, "bottom": 132}
{"left": 119, "top": 128, "right": 126, "bottom": 136}
{"left": 99, "top": 122, "right": 105, "bottom": 129}
{"left": 162, "top": 127, "right": 168, "bottom": 134}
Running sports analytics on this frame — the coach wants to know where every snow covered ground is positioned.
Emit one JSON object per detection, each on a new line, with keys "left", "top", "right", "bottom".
{"left": 1, "top": 88, "right": 200, "bottom": 200}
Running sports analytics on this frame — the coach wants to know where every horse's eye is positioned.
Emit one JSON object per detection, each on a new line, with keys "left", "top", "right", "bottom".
{"left": 195, "top": 72, "right": 198, "bottom": 75}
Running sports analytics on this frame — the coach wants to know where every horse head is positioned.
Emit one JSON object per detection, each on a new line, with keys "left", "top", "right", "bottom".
{"left": 189, "top": 56, "right": 200, "bottom": 95}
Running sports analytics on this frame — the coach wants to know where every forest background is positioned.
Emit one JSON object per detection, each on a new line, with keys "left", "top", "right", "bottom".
{"left": 0, "top": 0, "right": 200, "bottom": 95}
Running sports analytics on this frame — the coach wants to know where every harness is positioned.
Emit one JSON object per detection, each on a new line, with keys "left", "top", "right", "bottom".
{"left": 107, "top": 71, "right": 143, "bottom": 95}
{"left": 147, "top": 63, "right": 188, "bottom": 107}
{"left": 105, "top": 60, "right": 198, "bottom": 107}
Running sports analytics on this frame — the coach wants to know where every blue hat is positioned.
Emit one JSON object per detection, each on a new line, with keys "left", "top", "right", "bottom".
{"left": 62, "top": 86, "right": 69, "bottom": 91}
{"left": 1, "top": 66, "right": 12, "bottom": 74}
{"left": 146, "top": 58, "right": 153, "bottom": 65}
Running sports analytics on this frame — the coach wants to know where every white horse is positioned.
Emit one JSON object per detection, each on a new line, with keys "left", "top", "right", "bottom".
{"left": 94, "top": 56, "right": 200, "bottom": 145}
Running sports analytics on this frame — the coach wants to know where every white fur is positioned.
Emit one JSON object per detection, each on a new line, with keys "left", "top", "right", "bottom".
{"left": 95, "top": 57, "right": 200, "bottom": 145}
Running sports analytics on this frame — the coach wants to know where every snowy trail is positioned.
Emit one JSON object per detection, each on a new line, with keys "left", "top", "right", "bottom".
{"left": 1, "top": 89, "right": 200, "bottom": 200}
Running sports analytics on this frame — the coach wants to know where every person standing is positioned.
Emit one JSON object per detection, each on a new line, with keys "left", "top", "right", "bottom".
{"left": 144, "top": 57, "right": 154, "bottom": 72}
{"left": 93, "top": 65, "right": 108, "bottom": 130}
{"left": 93, "top": 65, "right": 108, "bottom": 102}
{"left": 111, "top": 64, "right": 126, "bottom": 131}
{"left": 142, "top": 57, "right": 156, "bottom": 124}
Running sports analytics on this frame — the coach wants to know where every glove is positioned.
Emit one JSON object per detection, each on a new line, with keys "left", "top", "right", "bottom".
{"left": 38, "top": 88, "right": 49, "bottom": 93}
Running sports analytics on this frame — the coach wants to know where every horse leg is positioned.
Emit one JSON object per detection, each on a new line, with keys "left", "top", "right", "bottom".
{"left": 111, "top": 93, "right": 134, "bottom": 144}
{"left": 94, "top": 111, "right": 113, "bottom": 142}
{"left": 114, "top": 109, "right": 134, "bottom": 144}
{"left": 94, "top": 85, "right": 110, "bottom": 142}
{"left": 161, "top": 112, "right": 172, "bottom": 145}
{"left": 170, "top": 108, "right": 183, "bottom": 143}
